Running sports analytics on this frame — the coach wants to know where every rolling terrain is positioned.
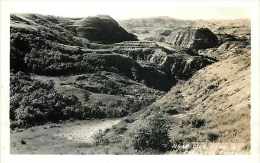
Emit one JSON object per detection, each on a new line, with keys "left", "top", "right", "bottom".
{"left": 10, "top": 14, "right": 250, "bottom": 154}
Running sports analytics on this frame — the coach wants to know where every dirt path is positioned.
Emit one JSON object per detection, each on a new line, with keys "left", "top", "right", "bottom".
{"left": 55, "top": 119, "right": 121, "bottom": 143}
{"left": 11, "top": 119, "right": 121, "bottom": 154}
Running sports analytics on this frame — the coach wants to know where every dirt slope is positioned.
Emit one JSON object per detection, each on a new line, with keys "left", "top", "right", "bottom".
{"left": 155, "top": 51, "right": 250, "bottom": 154}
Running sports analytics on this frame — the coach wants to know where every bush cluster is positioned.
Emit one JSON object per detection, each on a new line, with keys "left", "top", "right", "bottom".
{"left": 10, "top": 72, "right": 152, "bottom": 128}
{"left": 92, "top": 129, "right": 110, "bottom": 145}
{"left": 10, "top": 72, "right": 84, "bottom": 128}
{"left": 131, "top": 113, "right": 172, "bottom": 152}
{"left": 83, "top": 100, "right": 138, "bottom": 119}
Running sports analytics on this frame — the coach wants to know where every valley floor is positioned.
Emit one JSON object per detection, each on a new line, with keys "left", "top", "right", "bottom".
{"left": 11, "top": 119, "right": 121, "bottom": 154}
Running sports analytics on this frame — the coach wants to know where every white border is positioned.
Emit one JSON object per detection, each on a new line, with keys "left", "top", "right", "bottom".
{"left": 1, "top": 0, "right": 259, "bottom": 163}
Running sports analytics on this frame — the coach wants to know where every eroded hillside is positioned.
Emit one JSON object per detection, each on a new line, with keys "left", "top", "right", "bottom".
{"left": 10, "top": 14, "right": 250, "bottom": 154}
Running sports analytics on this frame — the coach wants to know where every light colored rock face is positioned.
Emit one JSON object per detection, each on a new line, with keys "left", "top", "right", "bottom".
{"left": 165, "top": 28, "right": 219, "bottom": 49}
{"left": 74, "top": 16, "right": 138, "bottom": 44}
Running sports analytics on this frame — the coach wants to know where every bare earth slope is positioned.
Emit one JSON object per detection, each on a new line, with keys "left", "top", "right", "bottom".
{"left": 155, "top": 52, "right": 250, "bottom": 154}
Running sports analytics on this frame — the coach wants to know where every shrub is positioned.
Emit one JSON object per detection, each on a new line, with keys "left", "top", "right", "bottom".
{"left": 10, "top": 72, "right": 84, "bottom": 128}
{"left": 132, "top": 113, "right": 172, "bottom": 152}
{"left": 92, "top": 129, "right": 109, "bottom": 145}
{"left": 191, "top": 118, "right": 206, "bottom": 128}
{"left": 207, "top": 132, "right": 219, "bottom": 142}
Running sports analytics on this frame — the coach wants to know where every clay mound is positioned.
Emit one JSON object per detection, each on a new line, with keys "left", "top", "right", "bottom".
{"left": 74, "top": 15, "right": 138, "bottom": 44}
{"left": 165, "top": 27, "right": 218, "bottom": 50}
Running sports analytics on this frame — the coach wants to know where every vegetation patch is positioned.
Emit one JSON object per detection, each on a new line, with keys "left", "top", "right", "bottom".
{"left": 10, "top": 72, "right": 85, "bottom": 128}
{"left": 130, "top": 113, "right": 172, "bottom": 152}
{"left": 191, "top": 118, "right": 206, "bottom": 128}
{"left": 93, "top": 130, "right": 110, "bottom": 145}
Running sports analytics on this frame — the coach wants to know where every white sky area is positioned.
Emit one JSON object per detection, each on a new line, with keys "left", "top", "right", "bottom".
{"left": 5, "top": 0, "right": 252, "bottom": 20}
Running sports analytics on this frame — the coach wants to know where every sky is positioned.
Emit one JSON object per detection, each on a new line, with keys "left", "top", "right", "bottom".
{"left": 3, "top": 0, "right": 253, "bottom": 20}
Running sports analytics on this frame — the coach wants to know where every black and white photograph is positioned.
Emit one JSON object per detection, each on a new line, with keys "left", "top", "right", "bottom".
{"left": 1, "top": 0, "right": 260, "bottom": 161}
